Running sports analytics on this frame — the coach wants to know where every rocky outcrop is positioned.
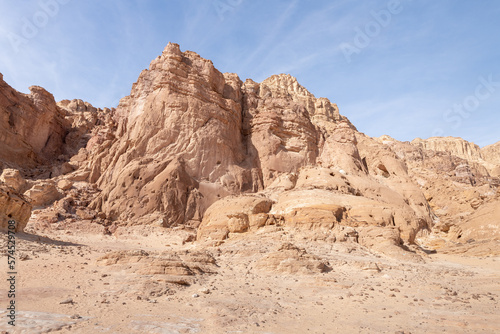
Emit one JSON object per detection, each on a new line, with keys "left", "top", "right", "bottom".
{"left": 1, "top": 169, "right": 27, "bottom": 193}
{"left": 377, "top": 135, "right": 500, "bottom": 250}
{"left": 24, "top": 180, "right": 63, "bottom": 208}
{"left": 90, "top": 43, "right": 245, "bottom": 224}
{"left": 254, "top": 243, "right": 330, "bottom": 274}
{"left": 482, "top": 141, "right": 500, "bottom": 177}
{"left": 0, "top": 184, "right": 31, "bottom": 232}
{"left": 83, "top": 43, "right": 435, "bottom": 247}
{"left": 0, "top": 77, "right": 68, "bottom": 168}
{"left": 197, "top": 196, "right": 274, "bottom": 241}
{"left": 1, "top": 43, "right": 498, "bottom": 257}
{"left": 0, "top": 73, "right": 115, "bottom": 179}
{"left": 411, "top": 137, "right": 483, "bottom": 162}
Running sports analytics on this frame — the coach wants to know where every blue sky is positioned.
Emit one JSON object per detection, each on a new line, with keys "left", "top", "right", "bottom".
{"left": 1, "top": 0, "right": 499, "bottom": 147}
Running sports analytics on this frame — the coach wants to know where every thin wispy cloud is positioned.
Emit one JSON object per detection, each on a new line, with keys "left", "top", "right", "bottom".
{"left": 0, "top": 1, "right": 498, "bottom": 146}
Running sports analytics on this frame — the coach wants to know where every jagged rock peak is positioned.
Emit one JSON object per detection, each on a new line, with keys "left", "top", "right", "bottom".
{"left": 261, "top": 73, "right": 313, "bottom": 98}
{"left": 163, "top": 42, "right": 183, "bottom": 56}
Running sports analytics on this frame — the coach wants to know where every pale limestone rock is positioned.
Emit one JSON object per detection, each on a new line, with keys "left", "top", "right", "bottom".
{"left": 96, "top": 249, "right": 217, "bottom": 284}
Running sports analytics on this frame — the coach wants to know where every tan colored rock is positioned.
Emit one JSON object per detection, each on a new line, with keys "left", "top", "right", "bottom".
{"left": 96, "top": 249, "right": 217, "bottom": 282}
{"left": 0, "top": 169, "right": 26, "bottom": 193}
{"left": 0, "top": 184, "right": 32, "bottom": 232}
{"left": 89, "top": 45, "right": 355, "bottom": 226}
{"left": 57, "top": 179, "right": 73, "bottom": 191}
{"left": 482, "top": 141, "right": 500, "bottom": 176}
{"left": 197, "top": 196, "right": 273, "bottom": 241}
{"left": 254, "top": 243, "right": 330, "bottom": 274}
{"left": 270, "top": 188, "right": 428, "bottom": 243}
{"left": 411, "top": 137, "right": 484, "bottom": 161}
{"left": 450, "top": 199, "right": 500, "bottom": 241}
{"left": 24, "top": 181, "right": 63, "bottom": 208}
{"left": 0, "top": 78, "right": 68, "bottom": 167}
{"left": 2, "top": 43, "right": 498, "bottom": 259}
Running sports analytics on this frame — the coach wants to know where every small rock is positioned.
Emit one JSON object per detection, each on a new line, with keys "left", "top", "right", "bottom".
{"left": 192, "top": 294, "right": 199, "bottom": 298}
{"left": 57, "top": 179, "right": 73, "bottom": 191}
{"left": 60, "top": 298, "right": 73, "bottom": 304}
{"left": 70, "top": 314, "right": 81, "bottom": 319}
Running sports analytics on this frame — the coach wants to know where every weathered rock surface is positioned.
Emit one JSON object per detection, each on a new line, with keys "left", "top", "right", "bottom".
{"left": 1, "top": 43, "right": 499, "bottom": 258}
{"left": 96, "top": 249, "right": 217, "bottom": 286}
{"left": 0, "top": 183, "right": 31, "bottom": 232}
{"left": 482, "top": 141, "right": 500, "bottom": 177}
{"left": 80, "top": 44, "right": 436, "bottom": 249}
{"left": 24, "top": 180, "right": 63, "bottom": 208}
{"left": 0, "top": 78, "right": 68, "bottom": 168}
{"left": 411, "top": 137, "right": 484, "bottom": 162}
{"left": 1, "top": 168, "right": 27, "bottom": 193}
{"left": 197, "top": 195, "right": 274, "bottom": 240}
{"left": 0, "top": 72, "right": 114, "bottom": 174}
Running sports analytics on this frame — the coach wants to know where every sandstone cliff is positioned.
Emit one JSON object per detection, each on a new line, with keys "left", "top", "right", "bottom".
{"left": 0, "top": 75, "right": 68, "bottom": 168}
{"left": 411, "top": 137, "right": 484, "bottom": 162}
{"left": 82, "top": 43, "right": 434, "bottom": 248}
{"left": 0, "top": 43, "right": 498, "bottom": 255}
{"left": 482, "top": 141, "right": 500, "bottom": 177}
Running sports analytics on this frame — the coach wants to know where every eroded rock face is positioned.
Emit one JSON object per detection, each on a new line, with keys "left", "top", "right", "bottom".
{"left": 197, "top": 196, "right": 274, "bottom": 241}
{"left": 0, "top": 72, "right": 115, "bottom": 177}
{"left": 85, "top": 44, "right": 435, "bottom": 247}
{"left": 0, "top": 78, "right": 67, "bottom": 168}
{"left": 90, "top": 43, "right": 245, "bottom": 224}
{"left": 254, "top": 243, "right": 331, "bottom": 274}
{"left": 1, "top": 169, "right": 27, "bottom": 193}
{"left": 411, "top": 137, "right": 484, "bottom": 162}
{"left": 0, "top": 184, "right": 31, "bottom": 232}
{"left": 1, "top": 43, "right": 499, "bottom": 257}
{"left": 76, "top": 43, "right": 438, "bottom": 247}
{"left": 24, "top": 180, "right": 63, "bottom": 208}
{"left": 482, "top": 142, "right": 500, "bottom": 177}
{"left": 96, "top": 249, "right": 217, "bottom": 286}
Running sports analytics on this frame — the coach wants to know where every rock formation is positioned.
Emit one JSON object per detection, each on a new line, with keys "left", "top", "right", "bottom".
{"left": 482, "top": 141, "right": 500, "bottom": 176}
{"left": 0, "top": 43, "right": 498, "bottom": 255}
{"left": 71, "top": 43, "right": 435, "bottom": 250}
{"left": 411, "top": 137, "right": 484, "bottom": 162}
{"left": 0, "top": 184, "right": 31, "bottom": 232}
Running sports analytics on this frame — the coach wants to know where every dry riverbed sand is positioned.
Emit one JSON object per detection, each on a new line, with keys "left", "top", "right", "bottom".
{"left": 1, "top": 226, "right": 499, "bottom": 334}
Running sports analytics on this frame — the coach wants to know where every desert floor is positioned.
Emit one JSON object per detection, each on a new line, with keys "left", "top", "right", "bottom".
{"left": 1, "top": 226, "right": 499, "bottom": 334}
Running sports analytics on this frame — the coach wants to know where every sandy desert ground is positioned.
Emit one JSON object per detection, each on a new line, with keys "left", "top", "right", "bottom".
{"left": 1, "top": 225, "right": 499, "bottom": 334}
